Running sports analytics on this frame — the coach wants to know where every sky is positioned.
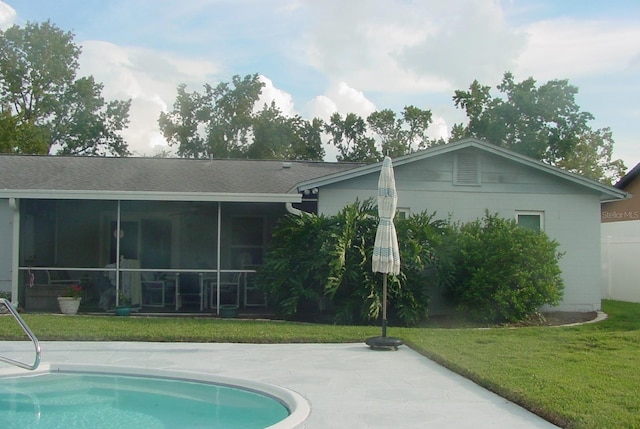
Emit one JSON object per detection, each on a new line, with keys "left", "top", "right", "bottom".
{"left": 2, "top": 0, "right": 639, "bottom": 171}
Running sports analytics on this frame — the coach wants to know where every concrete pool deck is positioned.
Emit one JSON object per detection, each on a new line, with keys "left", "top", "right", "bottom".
{"left": 0, "top": 341, "right": 559, "bottom": 428}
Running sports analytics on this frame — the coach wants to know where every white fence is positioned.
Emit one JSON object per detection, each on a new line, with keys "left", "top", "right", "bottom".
{"left": 601, "top": 220, "right": 640, "bottom": 303}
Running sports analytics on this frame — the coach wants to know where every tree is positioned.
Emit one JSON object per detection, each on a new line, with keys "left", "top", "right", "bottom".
{"left": 325, "top": 112, "right": 379, "bottom": 162}
{"left": 160, "top": 74, "right": 325, "bottom": 160}
{"left": 159, "top": 74, "right": 264, "bottom": 158}
{"left": 0, "top": 21, "right": 131, "bottom": 156}
{"left": 452, "top": 72, "right": 625, "bottom": 184}
{"left": 326, "top": 106, "right": 435, "bottom": 163}
{"left": 248, "top": 102, "right": 325, "bottom": 160}
{"left": 367, "top": 106, "right": 433, "bottom": 158}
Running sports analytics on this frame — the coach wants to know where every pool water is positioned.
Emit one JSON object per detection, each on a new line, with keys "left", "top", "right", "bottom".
{"left": 0, "top": 372, "right": 290, "bottom": 428}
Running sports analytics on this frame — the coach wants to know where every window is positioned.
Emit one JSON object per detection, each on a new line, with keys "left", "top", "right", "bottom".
{"left": 516, "top": 211, "right": 544, "bottom": 232}
{"left": 454, "top": 151, "right": 481, "bottom": 185}
{"left": 396, "top": 208, "right": 410, "bottom": 220}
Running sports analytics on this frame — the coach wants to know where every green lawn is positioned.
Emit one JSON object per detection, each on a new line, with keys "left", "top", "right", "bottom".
{"left": 1, "top": 300, "right": 638, "bottom": 428}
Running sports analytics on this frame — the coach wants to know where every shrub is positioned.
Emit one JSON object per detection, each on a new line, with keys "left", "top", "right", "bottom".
{"left": 259, "top": 200, "right": 447, "bottom": 325}
{"left": 258, "top": 211, "right": 334, "bottom": 321}
{"left": 446, "top": 211, "right": 564, "bottom": 323}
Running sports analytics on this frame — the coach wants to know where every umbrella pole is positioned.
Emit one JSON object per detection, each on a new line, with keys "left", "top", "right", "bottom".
{"left": 382, "top": 274, "right": 387, "bottom": 337}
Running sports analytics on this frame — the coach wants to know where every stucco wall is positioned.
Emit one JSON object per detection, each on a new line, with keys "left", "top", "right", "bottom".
{"left": 0, "top": 199, "right": 12, "bottom": 294}
{"left": 317, "top": 150, "right": 604, "bottom": 312}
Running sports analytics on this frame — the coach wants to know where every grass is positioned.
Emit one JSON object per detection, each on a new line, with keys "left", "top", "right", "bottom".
{"left": 1, "top": 300, "right": 639, "bottom": 428}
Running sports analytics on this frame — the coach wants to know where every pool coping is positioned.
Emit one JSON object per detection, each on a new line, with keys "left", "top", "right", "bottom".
{"left": 0, "top": 362, "right": 310, "bottom": 429}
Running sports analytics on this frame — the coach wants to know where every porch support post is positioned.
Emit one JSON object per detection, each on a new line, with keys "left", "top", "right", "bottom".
{"left": 115, "top": 200, "right": 121, "bottom": 302}
{"left": 216, "top": 202, "right": 221, "bottom": 315}
{"left": 9, "top": 198, "right": 20, "bottom": 307}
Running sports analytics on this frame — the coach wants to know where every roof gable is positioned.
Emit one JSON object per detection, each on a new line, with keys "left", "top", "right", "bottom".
{"left": 295, "top": 138, "right": 627, "bottom": 202}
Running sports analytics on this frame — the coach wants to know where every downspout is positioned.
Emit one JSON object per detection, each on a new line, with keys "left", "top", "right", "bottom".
{"left": 286, "top": 202, "right": 303, "bottom": 216}
{"left": 9, "top": 198, "right": 19, "bottom": 308}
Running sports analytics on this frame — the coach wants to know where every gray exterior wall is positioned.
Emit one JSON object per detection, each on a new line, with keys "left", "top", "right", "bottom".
{"left": 317, "top": 148, "right": 603, "bottom": 312}
{"left": 0, "top": 199, "right": 12, "bottom": 294}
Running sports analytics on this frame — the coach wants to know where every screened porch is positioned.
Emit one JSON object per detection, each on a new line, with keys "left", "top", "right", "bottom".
{"left": 18, "top": 199, "right": 285, "bottom": 314}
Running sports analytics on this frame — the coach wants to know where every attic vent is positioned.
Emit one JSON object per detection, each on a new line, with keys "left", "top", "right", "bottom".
{"left": 454, "top": 151, "right": 481, "bottom": 185}
{"left": 282, "top": 162, "right": 292, "bottom": 169}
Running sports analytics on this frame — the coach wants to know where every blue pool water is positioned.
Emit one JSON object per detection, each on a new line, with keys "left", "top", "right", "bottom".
{"left": 0, "top": 372, "right": 290, "bottom": 428}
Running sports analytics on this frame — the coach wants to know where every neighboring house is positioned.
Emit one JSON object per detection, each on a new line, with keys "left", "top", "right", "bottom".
{"left": 601, "top": 163, "right": 640, "bottom": 303}
{"left": 0, "top": 138, "right": 626, "bottom": 314}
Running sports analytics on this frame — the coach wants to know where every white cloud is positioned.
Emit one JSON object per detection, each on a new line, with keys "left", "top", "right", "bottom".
{"left": 78, "top": 40, "right": 220, "bottom": 156}
{"left": 0, "top": 1, "right": 15, "bottom": 30}
{"left": 306, "top": 95, "right": 337, "bottom": 122}
{"left": 309, "top": 81, "right": 377, "bottom": 121}
{"left": 428, "top": 114, "right": 450, "bottom": 141}
{"left": 300, "top": 0, "right": 524, "bottom": 94}
{"left": 256, "top": 75, "right": 296, "bottom": 117}
{"left": 515, "top": 19, "right": 640, "bottom": 80}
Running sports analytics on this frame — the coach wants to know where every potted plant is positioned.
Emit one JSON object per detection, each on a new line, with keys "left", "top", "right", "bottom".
{"left": 115, "top": 293, "right": 132, "bottom": 316}
{"left": 57, "top": 284, "right": 83, "bottom": 315}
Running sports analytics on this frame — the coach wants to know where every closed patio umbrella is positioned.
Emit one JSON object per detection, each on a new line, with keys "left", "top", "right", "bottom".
{"left": 366, "top": 156, "right": 403, "bottom": 350}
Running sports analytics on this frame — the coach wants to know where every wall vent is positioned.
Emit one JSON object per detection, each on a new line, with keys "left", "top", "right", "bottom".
{"left": 454, "top": 151, "right": 481, "bottom": 185}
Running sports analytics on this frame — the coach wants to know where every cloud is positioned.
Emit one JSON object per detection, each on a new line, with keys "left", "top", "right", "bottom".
{"left": 256, "top": 75, "right": 296, "bottom": 117}
{"left": 307, "top": 81, "right": 377, "bottom": 121}
{"left": 299, "top": 0, "right": 524, "bottom": 95}
{"left": 0, "top": 1, "right": 15, "bottom": 30}
{"left": 397, "top": 2, "right": 526, "bottom": 90}
{"left": 78, "top": 40, "right": 220, "bottom": 156}
{"left": 515, "top": 19, "right": 640, "bottom": 80}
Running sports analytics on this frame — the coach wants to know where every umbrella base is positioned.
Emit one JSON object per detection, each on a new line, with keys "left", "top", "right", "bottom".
{"left": 365, "top": 336, "right": 403, "bottom": 351}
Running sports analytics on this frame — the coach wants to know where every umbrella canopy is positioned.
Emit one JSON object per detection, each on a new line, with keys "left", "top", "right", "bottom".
{"left": 367, "top": 156, "right": 403, "bottom": 349}
{"left": 372, "top": 156, "right": 400, "bottom": 275}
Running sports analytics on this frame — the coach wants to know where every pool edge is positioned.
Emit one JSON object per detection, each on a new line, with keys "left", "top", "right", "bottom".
{"left": 0, "top": 362, "right": 310, "bottom": 429}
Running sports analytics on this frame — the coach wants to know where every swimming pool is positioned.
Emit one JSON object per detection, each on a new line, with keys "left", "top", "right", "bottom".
{"left": 0, "top": 364, "right": 310, "bottom": 429}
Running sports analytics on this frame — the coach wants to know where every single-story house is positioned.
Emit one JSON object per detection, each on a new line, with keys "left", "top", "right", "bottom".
{"left": 601, "top": 162, "right": 640, "bottom": 302}
{"left": 0, "top": 138, "right": 626, "bottom": 314}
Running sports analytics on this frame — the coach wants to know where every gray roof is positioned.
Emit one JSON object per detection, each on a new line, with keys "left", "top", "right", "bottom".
{"left": 0, "top": 155, "right": 362, "bottom": 201}
{"left": 615, "top": 162, "right": 640, "bottom": 189}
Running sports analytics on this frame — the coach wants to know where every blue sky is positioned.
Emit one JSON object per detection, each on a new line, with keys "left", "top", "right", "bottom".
{"left": 3, "top": 0, "right": 639, "bottom": 171}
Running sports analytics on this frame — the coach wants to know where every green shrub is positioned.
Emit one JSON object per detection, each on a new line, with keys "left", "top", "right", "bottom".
{"left": 258, "top": 211, "right": 334, "bottom": 321}
{"left": 259, "top": 200, "right": 447, "bottom": 326}
{"left": 446, "top": 211, "right": 564, "bottom": 323}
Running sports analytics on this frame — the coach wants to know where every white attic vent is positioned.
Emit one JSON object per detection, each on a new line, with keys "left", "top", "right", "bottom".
{"left": 282, "top": 162, "right": 292, "bottom": 168}
{"left": 454, "top": 151, "right": 481, "bottom": 185}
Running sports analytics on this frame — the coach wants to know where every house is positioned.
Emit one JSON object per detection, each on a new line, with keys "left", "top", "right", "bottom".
{"left": 601, "top": 163, "right": 640, "bottom": 302}
{"left": 0, "top": 138, "right": 626, "bottom": 314}
{"left": 297, "top": 138, "right": 627, "bottom": 313}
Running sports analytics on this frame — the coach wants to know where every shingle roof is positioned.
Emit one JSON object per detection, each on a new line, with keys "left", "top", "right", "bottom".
{"left": 615, "top": 162, "right": 640, "bottom": 189}
{"left": 0, "top": 155, "right": 362, "bottom": 198}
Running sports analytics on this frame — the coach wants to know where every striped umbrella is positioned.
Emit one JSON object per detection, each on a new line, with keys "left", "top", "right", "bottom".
{"left": 371, "top": 156, "right": 400, "bottom": 340}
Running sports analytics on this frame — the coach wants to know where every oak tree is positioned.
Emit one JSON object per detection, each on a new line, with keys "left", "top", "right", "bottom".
{"left": 452, "top": 72, "right": 625, "bottom": 183}
{"left": 0, "top": 21, "right": 131, "bottom": 156}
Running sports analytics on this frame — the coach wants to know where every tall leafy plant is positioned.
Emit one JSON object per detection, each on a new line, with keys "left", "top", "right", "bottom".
{"left": 258, "top": 213, "right": 333, "bottom": 321}
{"left": 260, "top": 200, "right": 448, "bottom": 326}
